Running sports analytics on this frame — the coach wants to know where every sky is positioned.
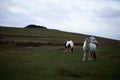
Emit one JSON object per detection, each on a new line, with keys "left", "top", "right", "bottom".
{"left": 0, "top": 0, "right": 120, "bottom": 40}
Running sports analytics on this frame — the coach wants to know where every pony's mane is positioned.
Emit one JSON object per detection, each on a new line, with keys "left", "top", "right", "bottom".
{"left": 85, "top": 37, "right": 90, "bottom": 50}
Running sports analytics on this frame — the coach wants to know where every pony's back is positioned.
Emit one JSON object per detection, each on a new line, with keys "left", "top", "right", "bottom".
{"left": 66, "top": 40, "right": 74, "bottom": 48}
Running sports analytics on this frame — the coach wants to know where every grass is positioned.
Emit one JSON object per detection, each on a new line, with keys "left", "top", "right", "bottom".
{"left": 0, "top": 26, "right": 119, "bottom": 46}
{"left": 0, "top": 26, "right": 120, "bottom": 80}
{"left": 0, "top": 27, "right": 86, "bottom": 46}
{"left": 0, "top": 45, "right": 120, "bottom": 80}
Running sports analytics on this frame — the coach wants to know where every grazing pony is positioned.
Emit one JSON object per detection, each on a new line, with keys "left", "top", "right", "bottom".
{"left": 82, "top": 36, "right": 98, "bottom": 61}
{"left": 64, "top": 40, "right": 74, "bottom": 52}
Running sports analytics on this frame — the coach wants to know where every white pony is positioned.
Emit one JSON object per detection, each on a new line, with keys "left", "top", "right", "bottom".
{"left": 82, "top": 36, "right": 98, "bottom": 61}
{"left": 64, "top": 40, "right": 74, "bottom": 52}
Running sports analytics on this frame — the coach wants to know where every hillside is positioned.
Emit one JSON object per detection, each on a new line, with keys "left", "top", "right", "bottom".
{"left": 0, "top": 26, "right": 119, "bottom": 47}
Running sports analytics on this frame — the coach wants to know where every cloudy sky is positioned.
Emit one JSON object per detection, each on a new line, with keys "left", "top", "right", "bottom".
{"left": 0, "top": 0, "right": 120, "bottom": 40}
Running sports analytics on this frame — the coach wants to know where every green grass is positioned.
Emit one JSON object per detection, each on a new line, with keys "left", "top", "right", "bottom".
{"left": 0, "top": 26, "right": 120, "bottom": 80}
{"left": 0, "top": 27, "right": 119, "bottom": 46}
{"left": 0, "top": 45, "right": 120, "bottom": 80}
{"left": 0, "top": 27, "right": 86, "bottom": 45}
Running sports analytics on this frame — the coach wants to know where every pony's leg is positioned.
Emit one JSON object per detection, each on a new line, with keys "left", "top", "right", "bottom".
{"left": 68, "top": 48, "right": 71, "bottom": 52}
{"left": 93, "top": 51, "right": 96, "bottom": 60}
{"left": 64, "top": 48, "right": 68, "bottom": 52}
{"left": 88, "top": 51, "right": 94, "bottom": 61}
{"left": 83, "top": 51, "right": 86, "bottom": 61}
{"left": 71, "top": 48, "right": 73, "bottom": 53}
{"left": 88, "top": 52, "right": 92, "bottom": 61}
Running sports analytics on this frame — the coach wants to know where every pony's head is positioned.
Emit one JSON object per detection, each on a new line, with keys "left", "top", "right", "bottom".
{"left": 89, "top": 36, "right": 98, "bottom": 44}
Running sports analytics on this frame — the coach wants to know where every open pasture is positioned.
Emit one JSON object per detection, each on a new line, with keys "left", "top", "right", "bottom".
{"left": 0, "top": 26, "right": 120, "bottom": 80}
{"left": 0, "top": 45, "right": 120, "bottom": 80}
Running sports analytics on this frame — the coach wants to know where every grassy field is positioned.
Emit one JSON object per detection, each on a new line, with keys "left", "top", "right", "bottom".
{"left": 0, "top": 26, "right": 120, "bottom": 80}
{"left": 0, "top": 26, "right": 119, "bottom": 46}
{"left": 0, "top": 27, "right": 85, "bottom": 44}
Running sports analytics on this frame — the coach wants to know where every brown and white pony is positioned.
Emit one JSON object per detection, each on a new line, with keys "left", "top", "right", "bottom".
{"left": 64, "top": 40, "right": 74, "bottom": 52}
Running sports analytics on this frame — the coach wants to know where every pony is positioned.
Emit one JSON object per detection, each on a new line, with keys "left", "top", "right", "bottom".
{"left": 64, "top": 40, "right": 74, "bottom": 52}
{"left": 82, "top": 36, "right": 98, "bottom": 61}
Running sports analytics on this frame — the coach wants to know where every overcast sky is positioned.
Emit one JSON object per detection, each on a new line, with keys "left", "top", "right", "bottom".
{"left": 0, "top": 0, "right": 120, "bottom": 40}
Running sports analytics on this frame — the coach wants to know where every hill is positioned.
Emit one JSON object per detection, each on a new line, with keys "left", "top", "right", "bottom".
{"left": 0, "top": 26, "right": 119, "bottom": 47}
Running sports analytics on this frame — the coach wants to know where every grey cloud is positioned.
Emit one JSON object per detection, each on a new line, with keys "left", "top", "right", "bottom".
{"left": 95, "top": 7, "right": 120, "bottom": 19}
{"left": 36, "top": 2, "right": 69, "bottom": 21}
{"left": 0, "top": 13, "right": 35, "bottom": 27}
